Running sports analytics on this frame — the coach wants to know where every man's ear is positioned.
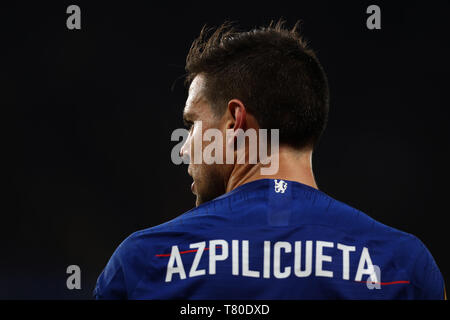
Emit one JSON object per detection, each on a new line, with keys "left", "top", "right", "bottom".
{"left": 227, "top": 99, "right": 247, "bottom": 131}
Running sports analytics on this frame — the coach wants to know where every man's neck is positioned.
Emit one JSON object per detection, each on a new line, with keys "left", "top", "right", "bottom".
{"left": 225, "top": 146, "right": 318, "bottom": 192}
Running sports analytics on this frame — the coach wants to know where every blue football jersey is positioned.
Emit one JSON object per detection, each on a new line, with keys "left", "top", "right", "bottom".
{"left": 94, "top": 179, "right": 444, "bottom": 299}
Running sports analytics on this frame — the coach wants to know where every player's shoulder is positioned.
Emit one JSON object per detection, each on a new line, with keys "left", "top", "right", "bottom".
{"left": 324, "top": 192, "right": 443, "bottom": 282}
{"left": 121, "top": 206, "right": 206, "bottom": 248}
{"left": 317, "top": 189, "right": 415, "bottom": 243}
{"left": 323, "top": 194, "right": 444, "bottom": 297}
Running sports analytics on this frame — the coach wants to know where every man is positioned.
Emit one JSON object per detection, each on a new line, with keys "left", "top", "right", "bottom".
{"left": 94, "top": 21, "right": 445, "bottom": 299}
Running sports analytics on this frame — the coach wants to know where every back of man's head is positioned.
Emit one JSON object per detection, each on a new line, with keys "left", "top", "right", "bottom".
{"left": 185, "top": 20, "right": 330, "bottom": 150}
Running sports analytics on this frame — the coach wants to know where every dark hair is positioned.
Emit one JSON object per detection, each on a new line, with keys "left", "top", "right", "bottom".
{"left": 185, "top": 20, "right": 329, "bottom": 149}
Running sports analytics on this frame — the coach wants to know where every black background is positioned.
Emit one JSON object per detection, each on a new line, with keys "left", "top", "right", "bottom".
{"left": 1, "top": 1, "right": 449, "bottom": 299}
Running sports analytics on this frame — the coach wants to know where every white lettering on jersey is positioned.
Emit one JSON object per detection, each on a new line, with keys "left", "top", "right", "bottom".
{"left": 294, "top": 241, "right": 313, "bottom": 277}
{"left": 337, "top": 243, "right": 356, "bottom": 280}
{"left": 274, "top": 241, "right": 291, "bottom": 278}
{"left": 242, "top": 240, "right": 260, "bottom": 277}
{"left": 263, "top": 241, "right": 271, "bottom": 278}
{"left": 209, "top": 239, "right": 228, "bottom": 275}
{"left": 232, "top": 240, "right": 239, "bottom": 276}
{"left": 163, "top": 240, "right": 378, "bottom": 284}
{"left": 316, "top": 241, "right": 334, "bottom": 278}
{"left": 165, "top": 245, "right": 186, "bottom": 282}
{"left": 355, "top": 247, "right": 378, "bottom": 282}
{"left": 189, "top": 242, "right": 206, "bottom": 277}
